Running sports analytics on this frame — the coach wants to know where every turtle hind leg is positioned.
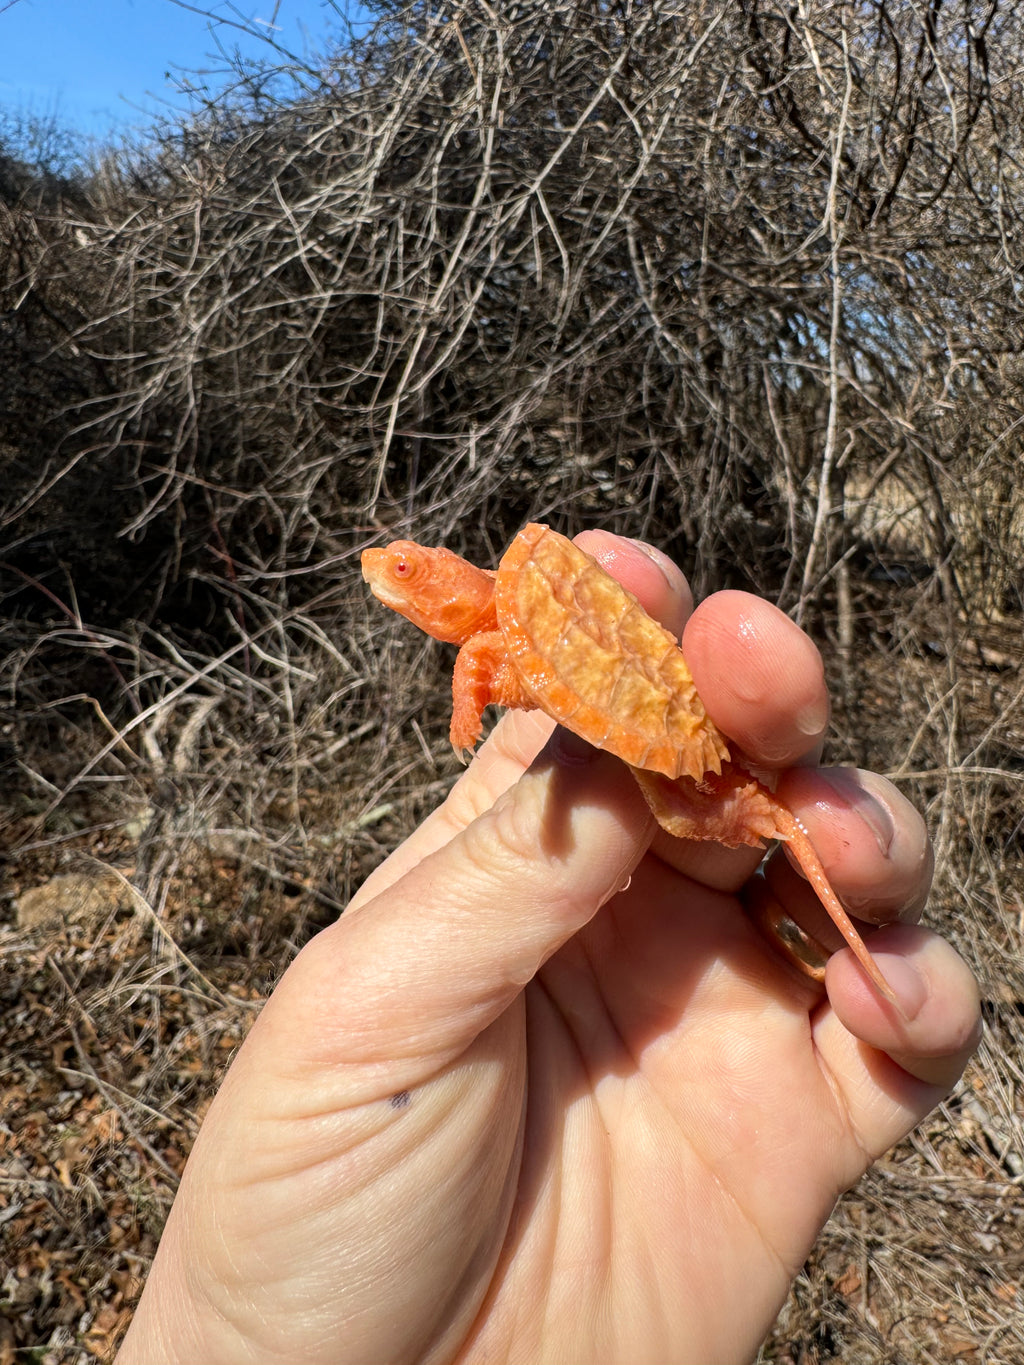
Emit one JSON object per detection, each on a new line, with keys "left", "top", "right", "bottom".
{"left": 629, "top": 764, "right": 779, "bottom": 847}
{"left": 450, "top": 632, "right": 537, "bottom": 756}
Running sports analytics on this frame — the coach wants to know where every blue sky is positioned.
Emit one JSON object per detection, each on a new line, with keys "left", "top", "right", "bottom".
{"left": 1, "top": 0, "right": 370, "bottom": 143}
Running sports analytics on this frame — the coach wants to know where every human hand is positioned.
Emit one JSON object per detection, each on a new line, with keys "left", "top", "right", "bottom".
{"left": 117, "top": 531, "right": 981, "bottom": 1365}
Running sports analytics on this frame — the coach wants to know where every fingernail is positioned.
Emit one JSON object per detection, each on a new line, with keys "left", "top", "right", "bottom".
{"left": 544, "top": 726, "right": 599, "bottom": 766}
{"left": 820, "top": 770, "right": 896, "bottom": 857}
{"left": 794, "top": 695, "right": 830, "bottom": 739}
{"left": 624, "top": 538, "right": 689, "bottom": 598}
{"left": 874, "top": 954, "right": 928, "bottom": 1020}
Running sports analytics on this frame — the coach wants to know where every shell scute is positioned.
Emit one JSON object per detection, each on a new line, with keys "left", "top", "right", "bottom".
{"left": 570, "top": 562, "right": 632, "bottom": 635}
{"left": 548, "top": 621, "right": 620, "bottom": 706}
{"left": 607, "top": 665, "right": 667, "bottom": 730}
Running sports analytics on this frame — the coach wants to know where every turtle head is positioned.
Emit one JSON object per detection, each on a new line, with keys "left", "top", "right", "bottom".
{"left": 361, "top": 540, "right": 497, "bottom": 645}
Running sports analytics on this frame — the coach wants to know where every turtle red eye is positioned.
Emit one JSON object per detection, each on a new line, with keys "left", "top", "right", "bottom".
{"left": 394, "top": 559, "right": 409, "bottom": 576}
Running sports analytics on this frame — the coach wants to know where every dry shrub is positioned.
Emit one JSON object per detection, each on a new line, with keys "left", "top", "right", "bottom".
{"left": 1, "top": 1, "right": 1023, "bottom": 1359}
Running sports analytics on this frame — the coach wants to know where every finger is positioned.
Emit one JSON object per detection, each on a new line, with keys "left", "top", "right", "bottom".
{"left": 349, "top": 709, "right": 555, "bottom": 911}
{"left": 683, "top": 590, "right": 829, "bottom": 766}
{"left": 741, "top": 767, "right": 933, "bottom": 993}
{"left": 743, "top": 766, "right": 934, "bottom": 998}
{"left": 648, "top": 825, "right": 767, "bottom": 893}
{"left": 766, "top": 767, "right": 933, "bottom": 929}
{"left": 273, "top": 728, "right": 655, "bottom": 1079}
{"left": 814, "top": 924, "right": 981, "bottom": 1155}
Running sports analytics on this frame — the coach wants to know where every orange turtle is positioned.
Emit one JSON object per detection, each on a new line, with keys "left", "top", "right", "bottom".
{"left": 362, "top": 521, "right": 895, "bottom": 1002}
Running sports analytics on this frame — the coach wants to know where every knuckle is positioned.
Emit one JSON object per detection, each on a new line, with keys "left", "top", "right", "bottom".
{"left": 462, "top": 781, "right": 548, "bottom": 882}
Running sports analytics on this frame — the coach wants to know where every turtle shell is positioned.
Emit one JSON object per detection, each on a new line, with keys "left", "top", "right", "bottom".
{"left": 494, "top": 523, "right": 729, "bottom": 781}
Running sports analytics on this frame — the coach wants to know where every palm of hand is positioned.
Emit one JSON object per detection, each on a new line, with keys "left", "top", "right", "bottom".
{"left": 158, "top": 732, "right": 917, "bottom": 1365}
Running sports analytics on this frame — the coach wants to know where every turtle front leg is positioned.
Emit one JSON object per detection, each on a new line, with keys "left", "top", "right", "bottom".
{"left": 450, "top": 632, "right": 537, "bottom": 756}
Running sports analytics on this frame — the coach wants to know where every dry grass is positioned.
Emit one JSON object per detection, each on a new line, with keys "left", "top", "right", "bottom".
{"left": 2, "top": 0, "right": 1024, "bottom": 1359}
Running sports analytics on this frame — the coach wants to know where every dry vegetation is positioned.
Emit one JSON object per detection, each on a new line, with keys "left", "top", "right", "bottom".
{"left": 1, "top": 0, "right": 1023, "bottom": 1359}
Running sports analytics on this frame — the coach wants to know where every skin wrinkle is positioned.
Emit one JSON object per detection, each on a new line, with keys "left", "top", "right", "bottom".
{"left": 466, "top": 781, "right": 580, "bottom": 914}
{"left": 456, "top": 757, "right": 643, "bottom": 988}
{"left": 562, "top": 965, "right": 752, "bottom": 1356}
{"left": 621, "top": 1043, "right": 799, "bottom": 1358}
{"left": 589, "top": 877, "right": 852, "bottom": 1297}
{"left": 545, "top": 1093, "right": 616, "bottom": 1351}
{"left": 174, "top": 1189, "right": 273, "bottom": 1362}
{"left": 231, "top": 1052, "right": 521, "bottom": 1360}
{"left": 277, "top": 933, "right": 500, "bottom": 1082}
{"left": 234, "top": 1056, "right": 504, "bottom": 1206}
{"left": 557, "top": 936, "right": 638, "bottom": 1100}
{"left": 461, "top": 979, "right": 572, "bottom": 1361}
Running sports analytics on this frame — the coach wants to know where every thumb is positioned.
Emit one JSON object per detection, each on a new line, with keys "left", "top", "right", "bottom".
{"left": 261, "top": 728, "right": 654, "bottom": 1079}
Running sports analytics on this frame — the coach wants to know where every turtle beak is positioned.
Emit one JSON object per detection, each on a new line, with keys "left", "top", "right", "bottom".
{"left": 361, "top": 548, "right": 410, "bottom": 614}
{"left": 360, "top": 548, "right": 393, "bottom": 590}
{"left": 360, "top": 548, "right": 386, "bottom": 584}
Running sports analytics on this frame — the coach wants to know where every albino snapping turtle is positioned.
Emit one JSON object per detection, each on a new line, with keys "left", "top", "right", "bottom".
{"left": 362, "top": 522, "right": 894, "bottom": 1001}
